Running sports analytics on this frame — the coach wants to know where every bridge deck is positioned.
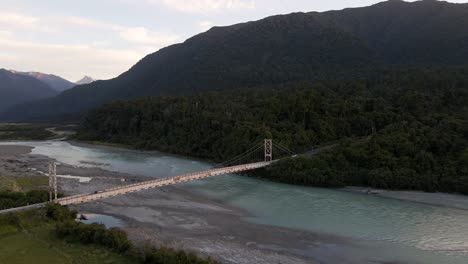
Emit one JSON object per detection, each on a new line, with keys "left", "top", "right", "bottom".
{"left": 0, "top": 161, "right": 273, "bottom": 214}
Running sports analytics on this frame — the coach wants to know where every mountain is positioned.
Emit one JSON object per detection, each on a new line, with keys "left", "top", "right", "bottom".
{"left": 316, "top": 0, "right": 468, "bottom": 64}
{"left": 0, "top": 69, "right": 58, "bottom": 112}
{"left": 4, "top": 0, "right": 468, "bottom": 121}
{"left": 11, "top": 71, "right": 75, "bottom": 92}
{"left": 76, "top": 76, "right": 95, "bottom": 85}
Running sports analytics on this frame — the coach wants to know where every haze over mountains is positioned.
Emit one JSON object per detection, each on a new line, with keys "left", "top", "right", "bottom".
{"left": 11, "top": 71, "right": 76, "bottom": 92}
{"left": 0, "top": 69, "right": 95, "bottom": 113}
{"left": 3, "top": 0, "right": 468, "bottom": 121}
{"left": 0, "top": 69, "right": 58, "bottom": 112}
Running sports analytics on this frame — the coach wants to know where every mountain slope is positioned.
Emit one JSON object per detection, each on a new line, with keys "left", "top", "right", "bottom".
{"left": 13, "top": 71, "right": 75, "bottom": 92}
{"left": 3, "top": 12, "right": 373, "bottom": 120}
{"left": 0, "top": 69, "right": 58, "bottom": 112}
{"left": 318, "top": 0, "right": 468, "bottom": 64}
{"left": 4, "top": 0, "right": 468, "bottom": 121}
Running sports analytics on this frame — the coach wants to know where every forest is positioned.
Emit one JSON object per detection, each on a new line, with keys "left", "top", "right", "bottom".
{"left": 77, "top": 68, "right": 468, "bottom": 194}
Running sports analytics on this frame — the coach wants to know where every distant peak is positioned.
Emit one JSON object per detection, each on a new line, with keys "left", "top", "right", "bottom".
{"left": 76, "top": 76, "right": 95, "bottom": 85}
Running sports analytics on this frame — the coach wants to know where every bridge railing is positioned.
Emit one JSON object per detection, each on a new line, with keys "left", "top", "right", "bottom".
{"left": 57, "top": 161, "right": 274, "bottom": 205}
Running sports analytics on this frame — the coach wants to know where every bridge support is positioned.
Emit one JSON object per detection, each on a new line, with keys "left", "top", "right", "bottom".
{"left": 264, "top": 139, "right": 272, "bottom": 161}
{"left": 48, "top": 161, "right": 57, "bottom": 202}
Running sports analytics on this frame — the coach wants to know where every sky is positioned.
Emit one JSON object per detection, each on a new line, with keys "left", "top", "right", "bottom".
{"left": 1, "top": 0, "right": 467, "bottom": 81}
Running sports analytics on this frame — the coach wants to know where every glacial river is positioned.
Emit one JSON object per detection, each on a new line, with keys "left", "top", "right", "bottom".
{"left": 2, "top": 140, "right": 468, "bottom": 264}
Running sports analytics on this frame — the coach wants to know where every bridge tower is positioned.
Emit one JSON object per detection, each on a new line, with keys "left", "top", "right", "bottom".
{"left": 48, "top": 161, "right": 57, "bottom": 201}
{"left": 264, "top": 139, "right": 272, "bottom": 161}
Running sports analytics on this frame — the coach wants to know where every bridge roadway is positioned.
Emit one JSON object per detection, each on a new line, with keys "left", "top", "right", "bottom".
{"left": 0, "top": 161, "right": 273, "bottom": 214}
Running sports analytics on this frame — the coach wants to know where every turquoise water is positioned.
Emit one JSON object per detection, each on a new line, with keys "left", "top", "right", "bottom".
{"left": 2, "top": 140, "right": 468, "bottom": 263}
{"left": 77, "top": 213, "right": 123, "bottom": 228}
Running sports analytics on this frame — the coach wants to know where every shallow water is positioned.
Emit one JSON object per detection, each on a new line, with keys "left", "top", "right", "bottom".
{"left": 2, "top": 140, "right": 468, "bottom": 263}
{"left": 77, "top": 213, "right": 124, "bottom": 228}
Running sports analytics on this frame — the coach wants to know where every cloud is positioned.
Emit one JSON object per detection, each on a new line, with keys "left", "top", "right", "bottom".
{"left": 62, "top": 16, "right": 179, "bottom": 46}
{"left": 199, "top": 21, "right": 214, "bottom": 31}
{"left": 119, "top": 27, "right": 179, "bottom": 45}
{"left": 159, "top": 0, "right": 255, "bottom": 13}
{"left": 0, "top": 11, "right": 180, "bottom": 80}
{"left": 0, "top": 30, "right": 13, "bottom": 38}
{"left": 0, "top": 11, "right": 179, "bottom": 48}
{"left": 0, "top": 11, "right": 38, "bottom": 27}
{"left": 61, "top": 16, "right": 121, "bottom": 31}
{"left": 0, "top": 11, "right": 58, "bottom": 32}
{"left": 0, "top": 35, "right": 147, "bottom": 80}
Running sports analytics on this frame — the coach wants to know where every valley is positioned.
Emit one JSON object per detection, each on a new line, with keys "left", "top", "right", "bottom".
{"left": 1, "top": 0, "right": 468, "bottom": 263}
{"left": 2, "top": 140, "right": 468, "bottom": 263}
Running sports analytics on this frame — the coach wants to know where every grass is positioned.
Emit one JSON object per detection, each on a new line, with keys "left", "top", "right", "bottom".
{"left": 0, "top": 123, "right": 77, "bottom": 141}
{"left": 0, "top": 210, "right": 133, "bottom": 264}
{"left": 0, "top": 123, "right": 54, "bottom": 140}
{"left": 0, "top": 175, "right": 48, "bottom": 192}
{"left": 0, "top": 175, "right": 133, "bottom": 264}
{"left": 15, "top": 176, "right": 49, "bottom": 191}
{"left": 0, "top": 176, "right": 17, "bottom": 191}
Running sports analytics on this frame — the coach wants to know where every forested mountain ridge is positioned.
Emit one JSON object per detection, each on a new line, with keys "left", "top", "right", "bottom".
{"left": 0, "top": 69, "right": 58, "bottom": 112}
{"left": 5, "top": 0, "right": 468, "bottom": 121}
{"left": 318, "top": 0, "right": 468, "bottom": 64}
{"left": 77, "top": 68, "right": 468, "bottom": 193}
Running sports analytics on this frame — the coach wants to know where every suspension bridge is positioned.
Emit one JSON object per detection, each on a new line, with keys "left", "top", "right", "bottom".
{"left": 0, "top": 139, "right": 296, "bottom": 214}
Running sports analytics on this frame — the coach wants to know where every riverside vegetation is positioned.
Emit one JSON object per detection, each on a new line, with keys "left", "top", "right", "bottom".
{"left": 0, "top": 152, "right": 217, "bottom": 264}
{"left": 0, "top": 123, "right": 55, "bottom": 140}
{"left": 47, "top": 204, "right": 219, "bottom": 264}
{"left": 77, "top": 69, "right": 468, "bottom": 194}
{"left": 0, "top": 193, "right": 219, "bottom": 264}
{"left": 0, "top": 123, "right": 77, "bottom": 140}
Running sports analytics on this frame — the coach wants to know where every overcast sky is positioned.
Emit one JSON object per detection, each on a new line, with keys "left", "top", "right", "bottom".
{"left": 1, "top": 0, "right": 467, "bottom": 81}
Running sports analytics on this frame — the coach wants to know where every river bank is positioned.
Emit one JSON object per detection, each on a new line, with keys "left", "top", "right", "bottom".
{"left": 0, "top": 144, "right": 348, "bottom": 264}
{"left": 70, "top": 141, "right": 468, "bottom": 212}
{"left": 343, "top": 186, "right": 468, "bottom": 211}
{"left": 2, "top": 142, "right": 468, "bottom": 263}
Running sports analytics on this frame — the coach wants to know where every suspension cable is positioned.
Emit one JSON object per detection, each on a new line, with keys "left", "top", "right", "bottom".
{"left": 217, "top": 142, "right": 262, "bottom": 166}
{"left": 273, "top": 143, "right": 296, "bottom": 156}
{"left": 218, "top": 144, "right": 264, "bottom": 167}
{"left": 216, "top": 142, "right": 263, "bottom": 167}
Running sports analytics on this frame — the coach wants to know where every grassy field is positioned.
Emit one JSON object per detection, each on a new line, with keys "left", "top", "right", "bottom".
{"left": 0, "top": 175, "right": 48, "bottom": 192}
{"left": 0, "top": 176, "right": 131, "bottom": 264}
{"left": 0, "top": 123, "right": 77, "bottom": 140}
{"left": 0, "top": 210, "right": 133, "bottom": 264}
{"left": 0, "top": 157, "right": 134, "bottom": 264}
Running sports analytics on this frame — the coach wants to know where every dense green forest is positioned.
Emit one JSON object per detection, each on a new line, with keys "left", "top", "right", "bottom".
{"left": 78, "top": 68, "right": 468, "bottom": 194}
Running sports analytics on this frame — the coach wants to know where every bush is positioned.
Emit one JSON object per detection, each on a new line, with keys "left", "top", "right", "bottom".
{"left": 56, "top": 221, "right": 131, "bottom": 253}
{"left": 49, "top": 204, "right": 219, "bottom": 263}
{"left": 45, "top": 203, "right": 77, "bottom": 222}
{"left": 0, "top": 190, "right": 50, "bottom": 210}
